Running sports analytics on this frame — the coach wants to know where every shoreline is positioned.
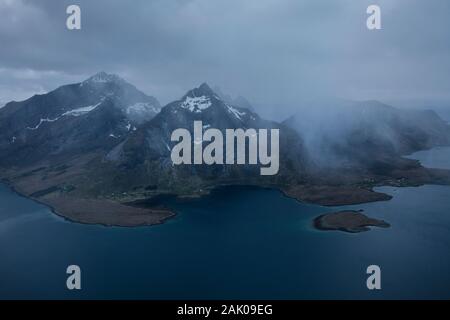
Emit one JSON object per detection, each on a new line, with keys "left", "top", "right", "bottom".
{"left": 0, "top": 177, "right": 395, "bottom": 228}
{"left": 2, "top": 158, "right": 450, "bottom": 228}
{"left": 0, "top": 179, "right": 176, "bottom": 228}
{"left": 313, "top": 210, "right": 390, "bottom": 233}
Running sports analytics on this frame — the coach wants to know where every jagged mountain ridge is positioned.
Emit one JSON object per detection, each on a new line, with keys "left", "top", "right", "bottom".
{"left": 0, "top": 77, "right": 309, "bottom": 201}
{"left": 102, "top": 83, "right": 309, "bottom": 194}
{"left": 0, "top": 72, "right": 161, "bottom": 165}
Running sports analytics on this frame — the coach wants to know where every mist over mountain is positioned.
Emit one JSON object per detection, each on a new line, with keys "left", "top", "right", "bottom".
{"left": 213, "top": 86, "right": 255, "bottom": 112}
{"left": 284, "top": 99, "right": 450, "bottom": 170}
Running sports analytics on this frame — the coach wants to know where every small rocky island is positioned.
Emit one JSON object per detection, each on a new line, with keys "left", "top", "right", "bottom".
{"left": 313, "top": 210, "right": 390, "bottom": 233}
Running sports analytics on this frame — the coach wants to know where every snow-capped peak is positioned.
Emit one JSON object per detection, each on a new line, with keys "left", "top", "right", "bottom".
{"left": 184, "top": 83, "right": 219, "bottom": 99}
{"left": 179, "top": 83, "right": 223, "bottom": 113}
{"left": 180, "top": 95, "right": 212, "bottom": 113}
{"left": 82, "top": 72, "right": 125, "bottom": 86}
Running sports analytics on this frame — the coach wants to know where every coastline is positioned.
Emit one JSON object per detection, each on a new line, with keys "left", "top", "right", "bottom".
{"left": 0, "top": 178, "right": 176, "bottom": 227}
{"left": 2, "top": 153, "right": 450, "bottom": 228}
{"left": 0, "top": 177, "right": 395, "bottom": 228}
{"left": 279, "top": 185, "right": 393, "bottom": 206}
{"left": 313, "top": 210, "right": 390, "bottom": 233}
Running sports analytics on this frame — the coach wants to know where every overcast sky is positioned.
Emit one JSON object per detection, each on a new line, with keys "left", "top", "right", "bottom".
{"left": 1, "top": 0, "right": 450, "bottom": 119}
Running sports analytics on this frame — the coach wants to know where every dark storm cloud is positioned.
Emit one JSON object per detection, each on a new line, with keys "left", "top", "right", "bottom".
{"left": 1, "top": 0, "right": 450, "bottom": 118}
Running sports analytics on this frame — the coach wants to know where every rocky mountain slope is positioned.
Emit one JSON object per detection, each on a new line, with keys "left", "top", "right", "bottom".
{"left": 1, "top": 75, "right": 450, "bottom": 226}
{"left": 100, "top": 83, "right": 309, "bottom": 194}
{"left": 0, "top": 72, "right": 160, "bottom": 166}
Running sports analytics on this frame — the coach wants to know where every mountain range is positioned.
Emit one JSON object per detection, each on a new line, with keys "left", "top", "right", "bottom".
{"left": 1, "top": 72, "right": 450, "bottom": 226}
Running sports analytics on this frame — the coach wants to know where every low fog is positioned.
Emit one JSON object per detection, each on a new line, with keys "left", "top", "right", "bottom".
{"left": 284, "top": 99, "right": 450, "bottom": 167}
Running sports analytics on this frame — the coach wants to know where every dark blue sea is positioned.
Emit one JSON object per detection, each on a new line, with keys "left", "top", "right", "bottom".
{"left": 1, "top": 147, "right": 450, "bottom": 299}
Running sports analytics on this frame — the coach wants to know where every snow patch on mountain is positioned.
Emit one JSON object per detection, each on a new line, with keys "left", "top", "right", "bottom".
{"left": 81, "top": 72, "right": 124, "bottom": 86}
{"left": 163, "top": 140, "right": 171, "bottom": 151}
{"left": 27, "top": 117, "right": 60, "bottom": 130}
{"left": 126, "top": 102, "right": 159, "bottom": 115}
{"left": 62, "top": 102, "right": 102, "bottom": 117}
{"left": 181, "top": 96, "right": 212, "bottom": 113}
{"left": 226, "top": 104, "right": 246, "bottom": 120}
{"left": 26, "top": 101, "right": 103, "bottom": 130}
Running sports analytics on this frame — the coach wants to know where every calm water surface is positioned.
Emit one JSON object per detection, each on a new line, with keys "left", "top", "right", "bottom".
{"left": 1, "top": 147, "right": 450, "bottom": 299}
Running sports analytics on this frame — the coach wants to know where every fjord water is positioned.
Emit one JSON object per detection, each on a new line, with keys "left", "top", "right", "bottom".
{"left": 1, "top": 149, "right": 450, "bottom": 299}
